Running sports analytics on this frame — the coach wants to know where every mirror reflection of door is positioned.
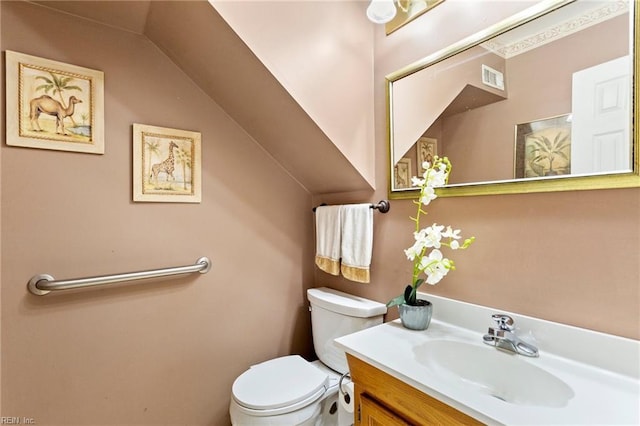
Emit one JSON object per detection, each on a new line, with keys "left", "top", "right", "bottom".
{"left": 571, "top": 55, "right": 631, "bottom": 175}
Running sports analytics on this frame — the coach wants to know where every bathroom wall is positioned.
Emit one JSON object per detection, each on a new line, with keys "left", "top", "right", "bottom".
{"left": 314, "top": 1, "right": 640, "bottom": 340}
{"left": 2, "top": 2, "right": 639, "bottom": 425}
{"left": 0, "top": 1, "right": 3, "bottom": 416}
{"left": 1, "top": 2, "right": 315, "bottom": 424}
{"left": 141, "top": 0, "right": 373, "bottom": 195}
{"left": 212, "top": 0, "right": 376, "bottom": 189}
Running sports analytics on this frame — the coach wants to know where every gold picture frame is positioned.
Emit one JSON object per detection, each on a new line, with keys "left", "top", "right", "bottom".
{"left": 5, "top": 50, "right": 105, "bottom": 154}
{"left": 133, "top": 123, "right": 202, "bottom": 203}
{"left": 515, "top": 114, "right": 572, "bottom": 179}
{"left": 394, "top": 157, "right": 412, "bottom": 189}
{"left": 417, "top": 137, "right": 438, "bottom": 175}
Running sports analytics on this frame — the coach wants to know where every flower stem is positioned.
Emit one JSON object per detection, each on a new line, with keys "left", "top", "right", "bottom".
{"left": 411, "top": 169, "right": 430, "bottom": 287}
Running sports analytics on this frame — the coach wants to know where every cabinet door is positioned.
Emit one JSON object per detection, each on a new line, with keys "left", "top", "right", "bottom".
{"left": 360, "top": 393, "right": 411, "bottom": 426}
{"left": 348, "top": 354, "right": 483, "bottom": 426}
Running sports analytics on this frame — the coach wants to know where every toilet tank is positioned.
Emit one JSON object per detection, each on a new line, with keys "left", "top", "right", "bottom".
{"left": 307, "top": 287, "right": 387, "bottom": 374}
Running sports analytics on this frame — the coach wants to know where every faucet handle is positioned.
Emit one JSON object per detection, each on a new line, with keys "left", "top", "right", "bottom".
{"left": 491, "top": 314, "right": 515, "bottom": 331}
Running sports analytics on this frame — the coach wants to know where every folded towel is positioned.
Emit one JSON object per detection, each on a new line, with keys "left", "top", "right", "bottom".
{"left": 340, "top": 204, "right": 373, "bottom": 283}
{"left": 314, "top": 205, "right": 342, "bottom": 276}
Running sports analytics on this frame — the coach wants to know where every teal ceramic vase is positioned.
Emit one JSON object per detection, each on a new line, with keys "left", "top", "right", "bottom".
{"left": 398, "top": 299, "right": 433, "bottom": 330}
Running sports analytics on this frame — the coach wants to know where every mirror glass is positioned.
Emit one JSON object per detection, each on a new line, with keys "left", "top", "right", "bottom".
{"left": 389, "top": 0, "right": 639, "bottom": 197}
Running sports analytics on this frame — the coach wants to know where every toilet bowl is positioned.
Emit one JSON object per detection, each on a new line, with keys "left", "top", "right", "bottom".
{"left": 230, "top": 356, "right": 342, "bottom": 426}
{"left": 229, "top": 287, "right": 386, "bottom": 425}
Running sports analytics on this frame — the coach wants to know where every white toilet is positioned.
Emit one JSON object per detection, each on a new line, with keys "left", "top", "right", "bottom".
{"left": 229, "top": 287, "right": 387, "bottom": 425}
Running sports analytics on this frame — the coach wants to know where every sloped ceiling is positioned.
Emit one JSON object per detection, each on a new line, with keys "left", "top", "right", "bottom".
{"left": 32, "top": 0, "right": 372, "bottom": 195}
{"left": 32, "top": 1, "right": 151, "bottom": 33}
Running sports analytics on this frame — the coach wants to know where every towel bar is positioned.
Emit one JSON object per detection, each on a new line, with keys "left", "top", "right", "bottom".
{"left": 312, "top": 200, "right": 390, "bottom": 213}
{"left": 27, "top": 257, "right": 211, "bottom": 296}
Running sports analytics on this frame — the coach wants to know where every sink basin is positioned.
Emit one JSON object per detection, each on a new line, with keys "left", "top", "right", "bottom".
{"left": 415, "top": 340, "right": 574, "bottom": 407}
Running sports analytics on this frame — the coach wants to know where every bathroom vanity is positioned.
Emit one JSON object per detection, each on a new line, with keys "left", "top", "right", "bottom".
{"left": 346, "top": 353, "right": 481, "bottom": 425}
{"left": 335, "top": 293, "right": 640, "bottom": 425}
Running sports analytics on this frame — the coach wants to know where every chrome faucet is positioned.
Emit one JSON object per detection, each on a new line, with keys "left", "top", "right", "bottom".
{"left": 482, "top": 314, "right": 539, "bottom": 357}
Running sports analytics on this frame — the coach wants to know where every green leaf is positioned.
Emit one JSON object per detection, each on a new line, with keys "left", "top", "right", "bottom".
{"left": 404, "top": 285, "right": 414, "bottom": 305}
{"left": 386, "top": 294, "right": 406, "bottom": 308}
{"left": 35, "top": 84, "right": 52, "bottom": 93}
{"left": 413, "top": 278, "right": 425, "bottom": 291}
{"left": 35, "top": 76, "right": 53, "bottom": 84}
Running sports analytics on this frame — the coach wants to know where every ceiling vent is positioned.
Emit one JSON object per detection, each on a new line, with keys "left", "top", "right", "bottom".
{"left": 482, "top": 64, "right": 505, "bottom": 91}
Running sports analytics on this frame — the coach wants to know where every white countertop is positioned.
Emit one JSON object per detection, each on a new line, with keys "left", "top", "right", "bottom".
{"left": 334, "top": 293, "right": 640, "bottom": 425}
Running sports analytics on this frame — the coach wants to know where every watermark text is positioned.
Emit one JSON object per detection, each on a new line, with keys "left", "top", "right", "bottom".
{"left": 0, "top": 417, "right": 36, "bottom": 424}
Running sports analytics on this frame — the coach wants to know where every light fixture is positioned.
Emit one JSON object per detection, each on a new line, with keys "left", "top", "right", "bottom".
{"left": 366, "top": 0, "right": 397, "bottom": 24}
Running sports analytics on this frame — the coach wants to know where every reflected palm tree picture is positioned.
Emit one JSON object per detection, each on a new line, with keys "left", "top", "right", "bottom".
{"left": 515, "top": 114, "right": 572, "bottom": 179}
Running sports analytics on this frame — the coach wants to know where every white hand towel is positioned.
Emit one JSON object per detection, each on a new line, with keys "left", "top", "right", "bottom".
{"left": 340, "top": 204, "right": 373, "bottom": 283}
{"left": 314, "top": 205, "right": 342, "bottom": 276}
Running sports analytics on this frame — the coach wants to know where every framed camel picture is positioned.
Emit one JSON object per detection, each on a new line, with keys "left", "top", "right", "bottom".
{"left": 5, "top": 50, "right": 105, "bottom": 154}
{"left": 132, "top": 123, "right": 202, "bottom": 203}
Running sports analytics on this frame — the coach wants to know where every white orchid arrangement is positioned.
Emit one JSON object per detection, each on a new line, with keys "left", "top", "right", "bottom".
{"left": 387, "top": 156, "right": 475, "bottom": 308}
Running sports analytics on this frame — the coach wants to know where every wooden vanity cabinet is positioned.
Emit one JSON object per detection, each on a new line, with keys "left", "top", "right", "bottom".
{"left": 346, "top": 353, "right": 483, "bottom": 426}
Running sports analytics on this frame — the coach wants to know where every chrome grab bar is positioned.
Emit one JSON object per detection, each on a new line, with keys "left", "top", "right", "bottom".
{"left": 28, "top": 257, "right": 211, "bottom": 296}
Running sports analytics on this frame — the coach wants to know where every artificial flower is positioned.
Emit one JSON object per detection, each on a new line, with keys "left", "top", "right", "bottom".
{"left": 387, "top": 156, "right": 475, "bottom": 307}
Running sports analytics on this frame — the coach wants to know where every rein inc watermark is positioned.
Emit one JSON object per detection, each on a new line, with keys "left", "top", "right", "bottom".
{"left": 0, "top": 417, "right": 35, "bottom": 425}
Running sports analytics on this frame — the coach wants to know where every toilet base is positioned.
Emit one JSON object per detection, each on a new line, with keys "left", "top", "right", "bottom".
{"left": 230, "top": 389, "right": 338, "bottom": 426}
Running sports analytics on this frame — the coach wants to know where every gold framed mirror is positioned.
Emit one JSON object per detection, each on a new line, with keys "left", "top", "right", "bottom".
{"left": 388, "top": 0, "right": 640, "bottom": 198}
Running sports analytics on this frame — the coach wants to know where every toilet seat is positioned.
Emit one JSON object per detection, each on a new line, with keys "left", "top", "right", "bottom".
{"left": 232, "top": 355, "right": 329, "bottom": 416}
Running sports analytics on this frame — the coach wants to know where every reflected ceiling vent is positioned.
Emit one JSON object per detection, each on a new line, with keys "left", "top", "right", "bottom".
{"left": 482, "top": 65, "right": 505, "bottom": 91}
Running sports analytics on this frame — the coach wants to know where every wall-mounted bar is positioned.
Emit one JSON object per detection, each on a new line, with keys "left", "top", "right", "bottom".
{"left": 28, "top": 257, "right": 211, "bottom": 296}
{"left": 312, "top": 199, "right": 391, "bottom": 213}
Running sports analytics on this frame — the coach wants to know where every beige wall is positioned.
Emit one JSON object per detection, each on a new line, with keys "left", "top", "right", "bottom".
{"left": 1, "top": 1, "right": 639, "bottom": 425}
{"left": 141, "top": 0, "right": 373, "bottom": 195}
{"left": 315, "top": 1, "right": 640, "bottom": 341}
{"left": 212, "top": 0, "right": 376, "bottom": 189}
{"left": 0, "top": 0, "right": 3, "bottom": 416}
{"left": 1, "top": 2, "right": 314, "bottom": 424}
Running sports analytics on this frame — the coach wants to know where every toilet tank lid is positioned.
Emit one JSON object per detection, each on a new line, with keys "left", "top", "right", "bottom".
{"left": 307, "top": 287, "right": 387, "bottom": 318}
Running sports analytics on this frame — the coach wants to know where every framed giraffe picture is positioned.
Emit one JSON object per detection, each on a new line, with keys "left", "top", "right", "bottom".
{"left": 5, "top": 50, "right": 105, "bottom": 154}
{"left": 132, "top": 123, "right": 202, "bottom": 203}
